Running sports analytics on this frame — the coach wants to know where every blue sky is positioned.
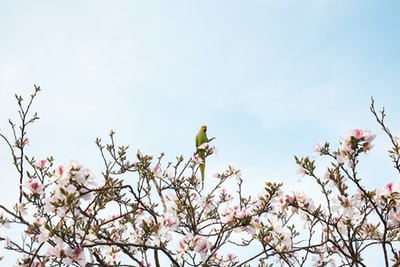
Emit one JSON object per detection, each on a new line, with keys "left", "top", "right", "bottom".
{"left": 1, "top": 1, "right": 400, "bottom": 265}
{"left": 1, "top": 0, "right": 400, "bottom": 205}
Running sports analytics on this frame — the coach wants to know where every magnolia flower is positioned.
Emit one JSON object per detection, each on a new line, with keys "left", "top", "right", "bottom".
{"left": 23, "top": 178, "right": 44, "bottom": 195}
{"left": 176, "top": 238, "right": 189, "bottom": 260}
{"left": 14, "top": 137, "right": 29, "bottom": 148}
{"left": 46, "top": 238, "right": 65, "bottom": 258}
{"left": 296, "top": 165, "right": 306, "bottom": 176}
{"left": 54, "top": 165, "right": 64, "bottom": 178}
{"left": 14, "top": 203, "right": 27, "bottom": 216}
{"left": 336, "top": 195, "right": 355, "bottom": 219}
{"left": 43, "top": 196, "right": 65, "bottom": 214}
{"left": 153, "top": 163, "right": 162, "bottom": 178}
{"left": 201, "top": 196, "right": 215, "bottom": 215}
{"left": 64, "top": 247, "right": 86, "bottom": 266}
{"left": 197, "top": 142, "right": 209, "bottom": 150}
{"left": 192, "top": 154, "right": 203, "bottom": 164}
{"left": 36, "top": 224, "right": 50, "bottom": 243}
{"left": 273, "top": 195, "right": 288, "bottom": 215}
{"left": 193, "top": 235, "right": 211, "bottom": 262}
{"left": 103, "top": 246, "right": 119, "bottom": 265}
{"left": 220, "top": 208, "right": 234, "bottom": 224}
{"left": 336, "top": 153, "right": 348, "bottom": 164}
{"left": 312, "top": 247, "right": 336, "bottom": 267}
{"left": 35, "top": 159, "right": 49, "bottom": 169}
{"left": 312, "top": 143, "right": 322, "bottom": 157}
{"left": 375, "top": 182, "right": 400, "bottom": 208}
{"left": 287, "top": 191, "right": 313, "bottom": 211}
{"left": 226, "top": 253, "right": 237, "bottom": 259}
{"left": 342, "top": 129, "right": 376, "bottom": 154}
{"left": 347, "top": 129, "right": 375, "bottom": 142}
{"left": 153, "top": 213, "right": 178, "bottom": 245}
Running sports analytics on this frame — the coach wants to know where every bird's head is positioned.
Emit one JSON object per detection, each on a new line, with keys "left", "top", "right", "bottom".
{"left": 200, "top": 125, "right": 207, "bottom": 132}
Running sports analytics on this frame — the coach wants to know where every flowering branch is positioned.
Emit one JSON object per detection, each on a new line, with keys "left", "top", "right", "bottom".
{"left": 2, "top": 87, "right": 400, "bottom": 267}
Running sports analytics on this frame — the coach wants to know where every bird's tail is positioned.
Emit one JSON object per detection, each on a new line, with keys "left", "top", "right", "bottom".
{"left": 200, "top": 161, "right": 205, "bottom": 188}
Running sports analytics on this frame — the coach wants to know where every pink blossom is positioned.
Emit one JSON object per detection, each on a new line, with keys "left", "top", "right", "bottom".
{"left": 46, "top": 238, "right": 65, "bottom": 257}
{"left": 23, "top": 178, "right": 44, "bottom": 195}
{"left": 211, "top": 145, "right": 218, "bottom": 155}
{"left": 236, "top": 207, "right": 249, "bottom": 219}
{"left": 164, "top": 215, "right": 178, "bottom": 228}
{"left": 155, "top": 213, "right": 178, "bottom": 245}
{"left": 64, "top": 184, "right": 79, "bottom": 197}
{"left": 287, "top": 191, "right": 314, "bottom": 213}
{"left": 153, "top": 163, "right": 162, "bottom": 177}
{"left": 193, "top": 235, "right": 211, "bottom": 260}
{"left": 273, "top": 196, "right": 288, "bottom": 214}
{"left": 343, "top": 129, "right": 376, "bottom": 153}
{"left": 375, "top": 182, "right": 400, "bottom": 208}
{"left": 335, "top": 195, "right": 357, "bottom": 219}
{"left": 14, "top": 203, "right": 27, "bottom": 216}
{"left": 337, "top": 195, "right": 350, "bottom": 207}
{"left": 113, "top": 233, "right": 120, "bottom": 241}
{"left": 105, "top": 250, "right": 119, "bottom": 265}
{"left": 191, "top": 192, "right": 199, "bottom": 201}
{"left": 64, "top": 246, "right": 86, "bottom": 266}
{"left": 177, "top": 239, "right": 189, "bottom": 256}
{"left": 131, "top": 228, "right": 141, "bottom": 242}
{"left": 312, "top": 143, "right": 322, "bottom": 156}
{"left": 36, "top": 221, "right": 50, "bottom": 243}
{"left": 226, "top": 253, "right": 237, "bottom": 262}
{"left": 192, "top": 154, "right": 203, "bottom": 164}
{"left": 204, "top": 197, "right": 213, "bottom": 206}
{"left": 35, "top": 159, "right": 48, "bottom": 169}
{"left": 197, "top": 142, "right": 209, "bottom": 150}
{"left": 70, "top": 247, "right": 86, "bottom": 266}
{"left": 348, "top": 129, "right": 364, "bottom": 139}
{"left": 296, "top": 165, "right": 306, "bottom": 176}
{"left": 386, "top": 182, "right": 399, "bottom": 192}
{"left": 336, "top": 153, "right": 347, "bottom": 164}
{"left": 361, "top": 130, "right": 376, "bottom": 143}
{"left": 57, "top": 165, "right": 64, "bottom": 177}
{"left": 221, "top": 209, "right": 234, "bottom": 223}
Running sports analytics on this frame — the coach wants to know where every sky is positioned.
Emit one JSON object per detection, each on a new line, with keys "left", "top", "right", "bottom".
{"left": 1, "top": 1, "right": 400, "bottom": 265}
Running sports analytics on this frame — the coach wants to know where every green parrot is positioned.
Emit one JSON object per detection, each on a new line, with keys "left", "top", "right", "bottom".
{"left": 195, "top": 125, "right": 209, "bottom": 185}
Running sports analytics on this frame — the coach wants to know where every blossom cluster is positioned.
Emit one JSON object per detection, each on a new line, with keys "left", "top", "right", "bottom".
{"left": 14, "top": 160, "right": 97, "bottom": 266}
{"left": 2, "top": 89, "right": 400, "bottom": 267}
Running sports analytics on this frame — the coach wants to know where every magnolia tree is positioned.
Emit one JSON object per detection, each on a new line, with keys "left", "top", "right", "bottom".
{"left": 1, "top": 86, "right": 400, "bottom": 267}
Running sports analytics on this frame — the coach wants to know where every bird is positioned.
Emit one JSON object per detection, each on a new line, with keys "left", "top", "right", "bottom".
{"left": 195, "top": 125, "right": 209, "bottom": 186}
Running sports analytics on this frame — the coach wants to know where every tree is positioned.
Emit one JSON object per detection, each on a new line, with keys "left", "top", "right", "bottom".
{"left": 1, "top": 86, "right": 400, "bottom": 267}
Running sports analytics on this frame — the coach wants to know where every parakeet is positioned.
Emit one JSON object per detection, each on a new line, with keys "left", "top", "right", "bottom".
{"left": 195, "top": 125, "right": 209, "bottom": 185}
